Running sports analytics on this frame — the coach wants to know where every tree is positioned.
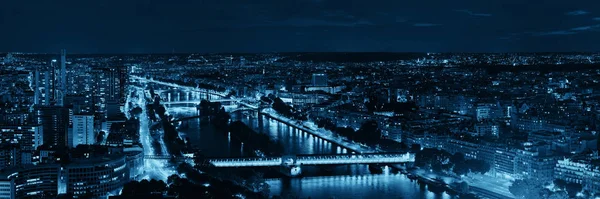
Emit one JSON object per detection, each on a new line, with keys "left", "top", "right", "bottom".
{"left": 121, "top": 179, "right": 167, "bottom": 196}
{"left": 414, "top": 148, "right": 452, "bottom": 171}
{"left": 450, "top": 152, "right": 466, "bottom": 163}
{"left": 509, "top": 179, "right": 543, "bottom": 199}
{"left": 130, "top": 106, "right": 143, "bottom": 116}
{"left": 410, "top": 144, "right": 421, "bottom": 152}
{"left": 553, "top": 179, "right": 567, "bottom": 190}
{"left": 452, "top": 162, "right": 470, "bottom": 176}
{"left": 565, "top": 182, "right": 582, "bottom": 197}
{"left": 168, "top": 174, "right": 182, "bottom": 186}
{"left": 356, "top": 120, "right": 382, "bottom": 143}
{"left": 466, "top": 159, "right": 491, "bottom": 174}
{"left": 547, "top": 191, "right": 568, "bottom": 199}
{"left": 96, "top": 131, "right": 106, "bottom": 143}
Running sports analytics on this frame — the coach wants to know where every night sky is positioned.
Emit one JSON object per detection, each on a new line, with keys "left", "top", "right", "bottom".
{"left": 1, "top": 0, "right": 599, "bottom": 53}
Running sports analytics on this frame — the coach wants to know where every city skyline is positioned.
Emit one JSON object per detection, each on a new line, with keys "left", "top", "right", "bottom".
{"left": 1, "top": 0, "right": 600, "bottom": 198}
{"left": 0, "top": 51, "right": 599, "bottom": 198}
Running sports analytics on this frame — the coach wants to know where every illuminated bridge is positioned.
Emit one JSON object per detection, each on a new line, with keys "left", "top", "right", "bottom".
{"left": 207, "top": 153, "right": 415, "bottom": 168}
{"left": 161, "top": 99, "right": 239, "bottom": 105}
{"left": 161, "top": 99, "right": 259, "bottom": 109}
{"left": 131, "top": 75, "right": 229, "bottom": 97}
{"left": 144, "top": 155, "right": 197, "bottom": 163}
{"left": 145, "top": 155, "right": 192, "bottom": 160}
{"left": 169, "top": 107, "right": 257, "bottom": 123}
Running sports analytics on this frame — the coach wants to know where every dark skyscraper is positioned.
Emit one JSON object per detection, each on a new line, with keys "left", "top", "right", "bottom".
{"left": 33, "top": 63, "right": 56, "bottom": 106}
{"left": 117, "top": 65, "right": 128, "bottom": 106}
{"left": 33, "top": 50, "right": 67, "bottom": 106}
{"left": 311, "top": 73, "right": 328, "bottom": 87}
{"left": 37, "top": 106, "right": 69, "bottom": 147}
{"left": 106, "top": 66, "right": 127, "bottom": 119}
{"left": 57, "top": 49, "right": 66, "bottom": 106}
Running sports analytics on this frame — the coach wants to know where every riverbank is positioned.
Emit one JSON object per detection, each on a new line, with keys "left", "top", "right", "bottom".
{"left": 261, "top": 109, "right": 376, "bottom": 153}
{"left": 159, "top": 103, "right": 456, "bottom": 198}
{"left": 264, "top": 108, "right": 515, "bottom": 199}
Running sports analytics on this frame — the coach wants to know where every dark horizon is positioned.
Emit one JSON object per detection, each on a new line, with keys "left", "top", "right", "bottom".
{"left": 3, "top": 51, "right": 600, "bottom": 55}
{"left": 2, "top": 0, "right": 600, "bottom": 53}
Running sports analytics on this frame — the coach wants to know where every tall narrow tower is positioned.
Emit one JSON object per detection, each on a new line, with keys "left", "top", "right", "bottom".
{"left": 57, "top": 49, "right": 67, "bottom": 106}
{"left": 33, "top": 66, "right": 40, "bottom": 105}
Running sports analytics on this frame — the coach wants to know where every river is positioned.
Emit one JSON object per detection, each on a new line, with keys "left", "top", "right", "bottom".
{"left": 166, "top": 103, "right": 456, "bottom": 199}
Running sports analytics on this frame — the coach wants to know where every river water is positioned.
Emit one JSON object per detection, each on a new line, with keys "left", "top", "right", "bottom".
{"left": 166, "top": 104, "right": 456, "bottom": 199}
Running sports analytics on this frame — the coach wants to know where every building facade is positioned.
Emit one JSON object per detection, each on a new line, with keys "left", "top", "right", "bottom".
{"left": 0, "top": 125, "right": 43, "bottom": 151}
{"left": 1, "top": 154, "right": 132, "bottom": 199}
{"left": 554, "top": 156, "right": 600, "bottom": 193}
{"left": 311, "top": 73, "right": 328, "bottom": 87}
{"left": 66, "top": 155, "right": 128, "bottom": 198}
{"left": 37, "top": 106, "right": 69, "bottom": 147}
{"left": 69, "top": 115, "right": 95, "bottom": 148}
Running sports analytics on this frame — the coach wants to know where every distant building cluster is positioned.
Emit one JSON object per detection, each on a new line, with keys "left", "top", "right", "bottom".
{"left": 0, "top": 51, "right": 142, "bottom": 198}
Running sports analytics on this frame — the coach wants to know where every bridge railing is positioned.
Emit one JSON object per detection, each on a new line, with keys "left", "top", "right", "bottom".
{"left": 144, "top": 155, "right": 193, "bottom": 160}
{"left": 206, "top": 153, "right": 415, "bottom": 167}
{"left": 295, "top": 153, "right": 414, "bottom": 165}
{"left": 209, "top": 157, "right": 282, "bottom": 167}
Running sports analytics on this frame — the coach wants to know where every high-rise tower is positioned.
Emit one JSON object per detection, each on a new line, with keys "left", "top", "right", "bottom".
{"left": 57, "top": 49, "right": 66, "bottom": 106}
{"left": 311, "top": 73, "right": 328, "bottom": 87}
{"left": 33, "top": 63, "right": 56, "bottom": 106}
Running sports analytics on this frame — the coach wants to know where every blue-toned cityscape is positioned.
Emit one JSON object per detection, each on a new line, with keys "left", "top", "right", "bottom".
{"left": 0, "top": 51, "right": 598, "bottom": 199}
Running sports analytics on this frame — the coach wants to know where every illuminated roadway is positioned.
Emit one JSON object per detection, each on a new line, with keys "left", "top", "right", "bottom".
{"left": 129, "top": 76, "right": 248, "bottom": 181}
{"left": 129, "top": 80, "right": 176, "bottom": 181}
{"left": 207, "top": 153, "right": 415, "bottom": 167}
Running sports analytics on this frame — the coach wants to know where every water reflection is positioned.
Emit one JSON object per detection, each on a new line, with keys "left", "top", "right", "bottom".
{"left": 165, "top": 104, "right": 457, "bottom": 199}
{"left": 267, "top": 174, "right": 455, "bottom": 199}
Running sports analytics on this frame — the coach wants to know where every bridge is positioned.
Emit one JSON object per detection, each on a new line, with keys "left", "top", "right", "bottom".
{"left": 207, "top": 153, "right": 414, "bottom": 167}
{"left": 161, "top": 99, "right": 259, "bottom": 109}
{"left": 144, "top": 155, "right": 197, "bottom": 161}
{"left": 131, "top": 75, "right": 228, "bottom": 97}
{"left": 169, "top": 106, "right": 259, "bottom": 123}
{"left": 161, "top": 99, "right": 240, "bottom": 105}
{"left": 145, "top": 155, "right": 193, "bottom": 160}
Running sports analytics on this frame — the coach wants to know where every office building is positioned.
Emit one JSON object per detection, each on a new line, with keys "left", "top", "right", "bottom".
{"left": 65, "top": 95, "right": 93, "bottom": 115}
{"left": 5, "top": 164, "right": 62, "bottom": 199}
{"left": 106, "top": 101, "right": 121, "bottom": 120}
{"left": 89, "top": 66, "right": 128, "bottom": 120}
{"left": 33, "top": 64, "right": 56, "bottom": 106}
{"left": 0, "top": 124, "right": 43, "bottom": 151}
{"left": 554, "top": 153, "right": 600, "bottom": 193}
{"left": 474, "top": 122, "right": 500, "bottom": 137}
{"left": 0, "top": 144, "right": 30, "bottom": 170}
{"left": 225, "top": 55, "right": 233, "bottom": 65}
{"left": 32, "top": 50, "right": 67, "bottom": 106}
{"left": 0, "top": 149, "right": 134, "bottom": 198}
{"left": 69, "top": 115, "right": 95, "bottom": 148}
{"left": 476, "top": 104, "right": 491, "bottom": 121}
{"left": 123, "top": 147, "right": 144, "bottom": 180}
{"left": 37, "top": 106, "right": 69, "bottom": 147}
{"left": 57, "top": 49, "right": 66, "bottom": 106}
{"left": 66, "top": 154, "right": 128, "bottom": 198}
{"left": 0, "top": 179, "right": 13, "bottom": 199}
{"left": 311, "top": 73, "right": 328, "bottom": 87}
